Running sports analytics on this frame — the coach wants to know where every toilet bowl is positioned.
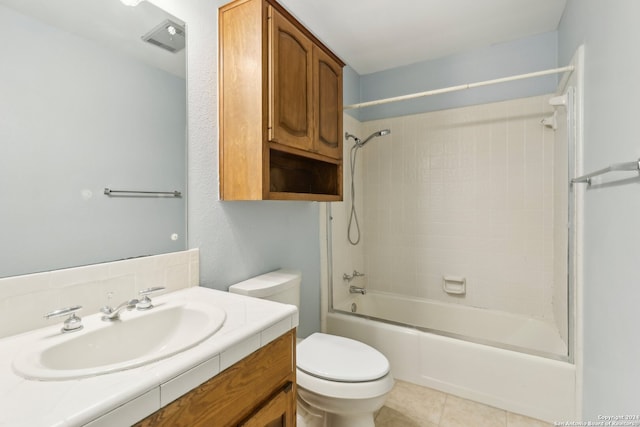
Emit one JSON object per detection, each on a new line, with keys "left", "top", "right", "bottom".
{"left": 296, "top": 333, "right": 394, "bottom": 427}
{"left": 228, "top": 270, "right": 394, "bottom": 427}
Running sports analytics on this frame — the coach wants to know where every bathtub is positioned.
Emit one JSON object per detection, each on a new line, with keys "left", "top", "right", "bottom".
{"left": 327, "top": 291, "right": 576, "bottom": 422}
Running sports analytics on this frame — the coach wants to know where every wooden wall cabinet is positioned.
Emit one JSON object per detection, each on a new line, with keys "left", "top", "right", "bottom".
{"left": 135, "top": 330, "right": 296, "bottom": 426}
{"left": 219, "top": 0, "right": 344, "bottom": 201}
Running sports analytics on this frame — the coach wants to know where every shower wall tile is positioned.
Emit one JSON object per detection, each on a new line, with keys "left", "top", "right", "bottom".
{"left": 360, "top": 95, "right": 559, "bottom": 321}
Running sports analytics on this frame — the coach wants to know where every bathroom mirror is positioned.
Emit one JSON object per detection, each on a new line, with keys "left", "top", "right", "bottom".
{"left": 0, "top": 0, "right": 187, "bottom": 278}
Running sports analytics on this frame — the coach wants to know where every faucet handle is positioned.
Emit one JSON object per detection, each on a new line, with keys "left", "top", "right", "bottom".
{"left": 343, "top": 270, "right": 365, "bottom": 282}
{"left": 44, "top": 305, "right": 83, "bottom": 333}
{"left": 139, "top": 286, "right": 166, "bottom": 296}
{"left": 100, "top": 305, "right": 115, "bottom": 315}
{"left": 137, "top": 286, "right": 166, "bottom": 310}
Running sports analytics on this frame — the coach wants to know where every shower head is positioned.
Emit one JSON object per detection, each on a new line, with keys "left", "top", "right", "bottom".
{"left": 345, "top": 129, "right": 391, "bottom": 147}
{"left": 358, "top": 129, "right": 391, "bottom": 147}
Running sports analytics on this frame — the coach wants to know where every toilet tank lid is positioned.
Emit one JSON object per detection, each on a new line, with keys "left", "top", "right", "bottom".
{"left": 228, "top": 269, "right": 301, "bottom": 297}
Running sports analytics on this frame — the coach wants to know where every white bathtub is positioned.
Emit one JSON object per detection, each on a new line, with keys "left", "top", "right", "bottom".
{"left": 335, "top": 291, "right": 568, "bottom": 358}
{"left": 327, "top": 292, "right": 576, "bottom": 422}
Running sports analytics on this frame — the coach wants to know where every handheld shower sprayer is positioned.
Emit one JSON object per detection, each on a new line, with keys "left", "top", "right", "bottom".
{"left": 345, "top": 129, "right": 391, "bottom": 147}
{"left": 344, "top": 129, "right": 391, "bottom": 245}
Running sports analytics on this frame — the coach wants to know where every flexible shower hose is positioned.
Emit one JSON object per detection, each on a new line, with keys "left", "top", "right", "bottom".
{"left": 348, "top": 143, "right": 362, "bottom": 245}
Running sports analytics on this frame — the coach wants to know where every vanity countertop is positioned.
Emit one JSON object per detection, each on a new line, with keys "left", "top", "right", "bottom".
{"left": 0, "top": 286, "right": 298, "bottom": 427}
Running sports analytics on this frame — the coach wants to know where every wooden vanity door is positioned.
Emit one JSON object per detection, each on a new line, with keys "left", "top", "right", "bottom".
{"left": 268, "top": 6, "right": 314, "bottom": 152}
{"left": 134, "top": 330, "right": 296, "bottom": 427}
{"left": 239, "top": 382, "right": 295, "bottom": 427}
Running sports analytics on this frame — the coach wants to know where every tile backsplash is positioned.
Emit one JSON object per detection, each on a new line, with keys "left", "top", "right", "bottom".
{"left": 0, "top": 249, "right": 199, "bottom": 338}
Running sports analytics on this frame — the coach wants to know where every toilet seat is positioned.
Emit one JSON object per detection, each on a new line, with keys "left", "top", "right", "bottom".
{"left": 297, "top": 333, "right": 390, "bottom": 382}
{"left": 297, "top": 367, "right": 395, "bottom": 400}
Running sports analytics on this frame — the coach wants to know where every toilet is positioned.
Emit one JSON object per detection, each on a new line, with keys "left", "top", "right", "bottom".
{"left": 228, "top": 269, "right": 394, "bottom": 427}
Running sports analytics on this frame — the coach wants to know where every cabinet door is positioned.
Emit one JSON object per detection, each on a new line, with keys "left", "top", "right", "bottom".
{"left": 313, "top": 46, "right": 343, "bottom": 160}
{"left": 239, "top": 382, "right": 295, "bottom": 427}
{"left": 269, "top": 7, "right": 313, "bottom": 152}
{"left": 134, "top": 330, "right": 295, "bottom": 427}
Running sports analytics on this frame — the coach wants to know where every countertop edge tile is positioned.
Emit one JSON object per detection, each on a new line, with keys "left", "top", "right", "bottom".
{"left": 0, "top": 287, "right": 298, "bottom": 426}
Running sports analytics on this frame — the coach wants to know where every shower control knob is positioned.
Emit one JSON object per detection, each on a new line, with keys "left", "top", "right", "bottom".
{"left": 343, "top": 270, "right": 365, "bottom": 282}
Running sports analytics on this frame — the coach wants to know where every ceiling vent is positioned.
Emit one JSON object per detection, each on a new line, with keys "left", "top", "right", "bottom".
{"left": 142, "top": 19, "right": 185, "bottom": 53}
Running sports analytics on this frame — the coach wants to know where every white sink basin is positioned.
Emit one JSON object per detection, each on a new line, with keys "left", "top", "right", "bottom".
{"left": 12, "top": 300, "right": 226, "bottom": 381}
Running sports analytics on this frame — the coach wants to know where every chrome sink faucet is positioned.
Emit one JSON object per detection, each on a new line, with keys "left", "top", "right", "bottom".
{"left": 100, "top": 287, "right": 165, "bottom": 321}
{"left": 101, "top": 298, "right": 139, "bottom": 321}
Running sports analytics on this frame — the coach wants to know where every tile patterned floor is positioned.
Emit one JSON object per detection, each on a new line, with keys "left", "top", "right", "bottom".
{"left": 375, "top": 380, "right": 552, "bottom": 427}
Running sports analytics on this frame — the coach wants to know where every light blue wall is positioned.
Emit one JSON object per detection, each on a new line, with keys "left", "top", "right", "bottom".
{"left": 558, "top": 0, "right": 640, "bottom": 419}
{"left": 193, "top": 201, "right": 321, "bottom": 339}
{"left": 353, "top": 31, "right": 558, "bottom": 121}
{"left": 343, "top": 66, "right": 361, "bottom": 121}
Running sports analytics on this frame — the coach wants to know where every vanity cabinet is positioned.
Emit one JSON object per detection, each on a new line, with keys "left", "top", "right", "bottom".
{"left": 134, "top": 329, "right": 296, "bottom": 426}
{"left": 219, "top": 0, "right": 344, "bottom": 201}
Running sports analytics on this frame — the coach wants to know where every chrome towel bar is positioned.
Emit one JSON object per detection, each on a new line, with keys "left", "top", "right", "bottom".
{"left": 104, "top": 188, "right": 181, "bottom": 197}
{"left": 571, "top": 159, "right": 640, "bottom": 185}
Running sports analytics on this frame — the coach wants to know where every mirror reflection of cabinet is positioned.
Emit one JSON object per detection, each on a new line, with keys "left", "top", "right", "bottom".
{"left": 219, "top": 0, "right": 344, "bottom": 201}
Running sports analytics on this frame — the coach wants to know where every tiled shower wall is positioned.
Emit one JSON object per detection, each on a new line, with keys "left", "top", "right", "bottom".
{"left": 358, "top": 95, "right": 564, "bottom": 323}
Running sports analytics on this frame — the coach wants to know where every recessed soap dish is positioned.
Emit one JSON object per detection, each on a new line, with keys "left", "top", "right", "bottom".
{"left": 443, "top": 276, "right": 466, "bottom": 295}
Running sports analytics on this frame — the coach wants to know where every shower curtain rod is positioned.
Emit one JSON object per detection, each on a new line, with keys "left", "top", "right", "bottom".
{"left": 343, "top": 65, "right": 575, "bottom": 110}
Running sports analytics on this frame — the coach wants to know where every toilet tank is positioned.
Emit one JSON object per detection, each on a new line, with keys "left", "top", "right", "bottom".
{"left": 228, "top": 269, "right": 301, "bottom": 308}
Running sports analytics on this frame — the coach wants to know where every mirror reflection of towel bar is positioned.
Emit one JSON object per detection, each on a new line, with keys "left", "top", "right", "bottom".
{"left": 104, "top": 188, "right": 181, "bottom": 197}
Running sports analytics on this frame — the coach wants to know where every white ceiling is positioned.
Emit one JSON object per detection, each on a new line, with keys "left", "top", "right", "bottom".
{"left": 277, "top": 0, "right": 567, "bottom": 75}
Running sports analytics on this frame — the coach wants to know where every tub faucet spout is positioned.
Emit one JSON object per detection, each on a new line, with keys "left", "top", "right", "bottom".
{"left": 349, "top": 285, "right": 366, "bottom": 295}
{"left": 101, "top": 298, "right": 140, "bottom": 321}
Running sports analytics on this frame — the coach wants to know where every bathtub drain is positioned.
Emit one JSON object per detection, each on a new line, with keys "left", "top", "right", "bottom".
{"left": 351, "top": 303, "right": 357, "bottom": 313}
